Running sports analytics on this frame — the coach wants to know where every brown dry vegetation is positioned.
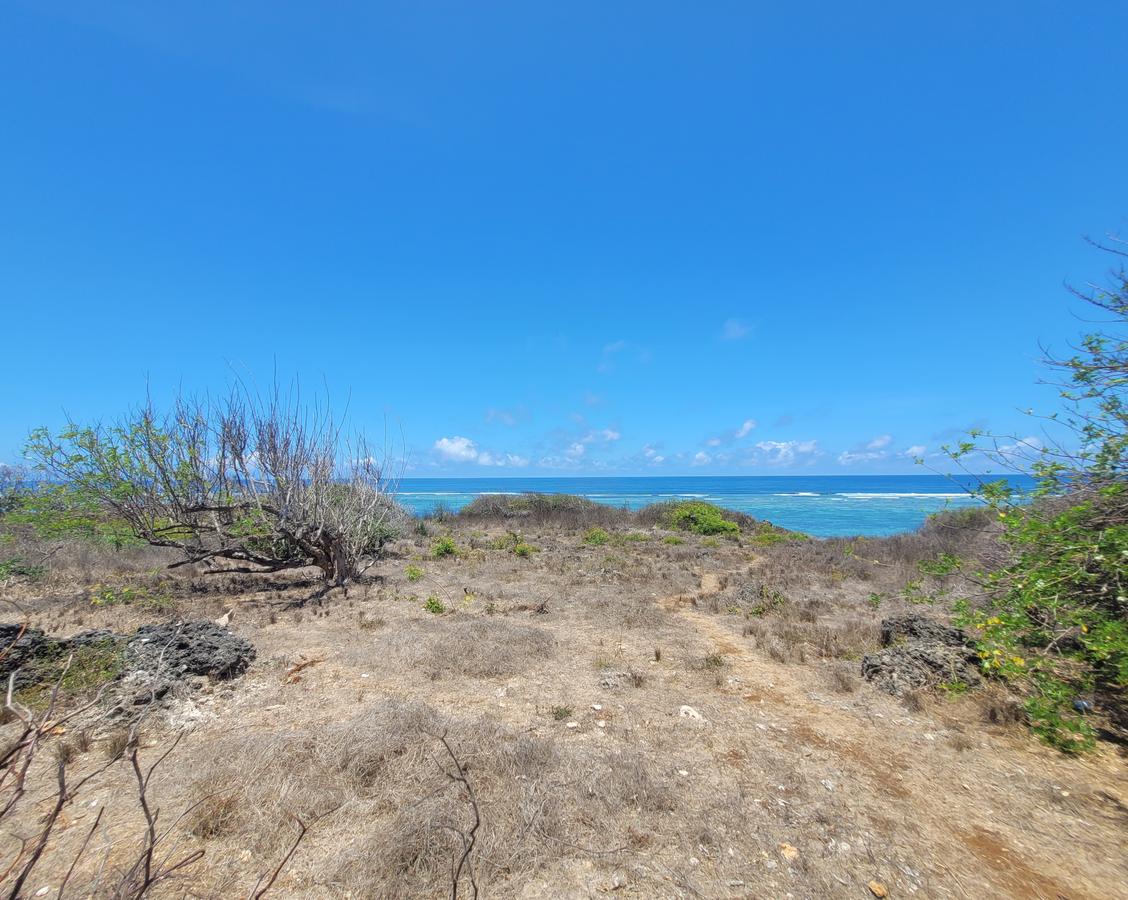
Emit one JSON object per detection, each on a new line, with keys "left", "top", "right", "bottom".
{"left": 1, "top": 501, "right": 1126, "bottom": 898}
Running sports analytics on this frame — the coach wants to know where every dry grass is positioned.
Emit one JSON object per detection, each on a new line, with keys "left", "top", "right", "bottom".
{"left": 371, "top": 617, "right": 557, "bottom": 680}
{"left": 182, "top": 699, "right": 672, "bottom": 897}
{"left": 3, "top": 501, "right": 1127, "bottom": 898}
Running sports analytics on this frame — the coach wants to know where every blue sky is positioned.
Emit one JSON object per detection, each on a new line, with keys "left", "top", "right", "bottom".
{"left": 2, "top": 2, "right": 1126, "bottom": 475}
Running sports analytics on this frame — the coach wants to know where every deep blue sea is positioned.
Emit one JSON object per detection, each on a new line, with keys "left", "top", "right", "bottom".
{"left": 395, "top": 475, "right": 1034, "bottom": 538}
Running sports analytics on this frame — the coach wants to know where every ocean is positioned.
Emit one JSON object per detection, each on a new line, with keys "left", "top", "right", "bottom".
{"left": 394, "top": 474, "right": 1033, "bottom": 538}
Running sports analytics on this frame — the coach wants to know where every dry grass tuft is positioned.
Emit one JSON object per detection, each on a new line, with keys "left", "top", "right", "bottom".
{"left": 374, "top": 617, "right": 556, "bottom": 679}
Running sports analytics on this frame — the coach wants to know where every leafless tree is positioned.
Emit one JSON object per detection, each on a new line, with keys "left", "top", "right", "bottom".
{"left": 27, "top": 382, "right": 405, "bottom": 585}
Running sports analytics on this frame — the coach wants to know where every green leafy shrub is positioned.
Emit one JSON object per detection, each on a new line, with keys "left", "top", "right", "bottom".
{"left": 583, "top": 527, "right": 610, "bottom": 546}
{"left": 665, "top": 501, "right": 740, "bottom": 536}
{"left": 751, "top": 526, "right": 808, "bottom": 546}
{"left": 423, "top": 596, "right": 445, "bottom": 614}
{"left": 662, "top": 535, "right": 684, "bottom": 545}
{"left": 431, "top": 536, "right": 460, "bottom": 559}
{"left": 2, "top": 483, "right": 139, "bottom": 548}
{"left": 550, "top": 705, "right": 573, "bottom": 721}
{"left": 405, "top": 564, "right": 424, "bottom": 582}
{"left": 512, "top": 541, "right": 537, "bottom": 557}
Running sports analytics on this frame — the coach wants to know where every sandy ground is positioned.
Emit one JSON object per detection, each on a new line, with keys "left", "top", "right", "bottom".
{"left": 2, "top": 519, "right": 1126, "bottom": 898}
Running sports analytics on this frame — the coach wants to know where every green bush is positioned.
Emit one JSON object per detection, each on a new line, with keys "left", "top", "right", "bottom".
{"left": 513, "top": 541, "right": 537, "bottom": 557}
{"left": 662, "top": 535, "right": 684, "bottom": 545}
{"left": 405, "top": 564, "right": 424, "bottom": 582}
{"left": 583, "top": 527, "right": 610, "bottom": 546}
{"left": 423, "top": 596, "right": 446, "bottom": 614}
{"left": 665, "top": 501, "right": 740, "bottom": 536}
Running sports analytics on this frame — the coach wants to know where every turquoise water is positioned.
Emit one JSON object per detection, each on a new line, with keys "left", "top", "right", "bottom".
{"left": 395, "top": 475, "right": 1032, "bottom": 538}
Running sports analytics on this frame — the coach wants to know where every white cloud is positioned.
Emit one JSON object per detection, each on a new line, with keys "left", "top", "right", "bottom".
{"left": 837, "top": 449, "right": 886, "bottom": 465}
{"left": 721, "top": 318, "right": 751, "bottom": 341}
{"left": 434, "top": 435, "right": 479, "bottom": 462}
{"left": 866, "top": 434, "right": 893, "bottom": 450}
{"left": 485, "top": 406, "right": 528, "bottom": 426}
{"left": 902, "top": 445, "right": 927, "bottom": 458}
{"left": 753, "top": 439, "right": 820, "bottom": 466}
{"left": 706, "top": 418, "right": 757, "bottom": 447}
{"left": 434, "top": 436, "right": 529, "bottom": 467}
{"left": 565, "top": 442, "right": 586, "bottom": 459}
{"left": 692, "top": 451, "right": 712, "bottom": 466}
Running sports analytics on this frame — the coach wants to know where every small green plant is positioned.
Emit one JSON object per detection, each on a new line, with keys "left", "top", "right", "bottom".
{"left": 405, "top": 564, "right": 424, "bottom": 582}
{"left": 619, "top": 532, "right": 649, "bottom": 543}
{"left": 431, "top": 536, "right": 459, "bottom": 559}
{"left": 423, "top": 596, "right": 446, "bottom": 614}
{"left": 701, "top": 537, "right": 720, "bottom": 549}
{"left": 550, "top": 705, "right": 573, "bottom": 721}
{"left": 938, "top": 680, "right": 970, "bottom": 696}
{"left": 89, "top": 583, "right": 173, "bottom": 611}
{"left": 901, "top": 580, "right": 934, "bottom": 605}
{"left": 512, "top": 541, "right": 538, "bottom": 557}
{"left": 748, "top": 584, "right": 787, "bottom": 616}
{"left": 867, "top": 592, "right": 884, "bottom": 608}
{"left": 662, "top": 535, "right": 684, "bottom": 545}
{"left": 583, "top": 527, "right": 610, "bottom": 546}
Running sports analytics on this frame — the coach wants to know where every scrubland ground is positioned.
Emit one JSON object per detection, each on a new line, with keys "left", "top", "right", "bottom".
{"left": 1, "top": 505, "right": 1126, "bottom": 899}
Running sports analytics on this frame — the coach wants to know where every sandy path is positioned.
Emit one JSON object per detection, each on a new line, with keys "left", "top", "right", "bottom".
{"left": 662, "top": 570, "right": 1119, "bottom": 900}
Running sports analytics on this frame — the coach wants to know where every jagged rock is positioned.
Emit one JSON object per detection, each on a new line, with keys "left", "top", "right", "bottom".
{"left": 880, "top": 614, "right": 969, "bottom": 648}
{"left": 861, "top": 614, "right": 980, "bottom": 695}
{"left": 0, "top": 621, "right": 254, "bottom": 699}
{"left": 0, "top": 624, "right": 53, "bottom": 685}
{"left": 126, "top": 622, "right": 255, "bottom": 680}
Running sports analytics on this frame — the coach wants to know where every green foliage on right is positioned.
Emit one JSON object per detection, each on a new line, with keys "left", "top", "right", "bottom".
{"left": 946, "top": 243, "right": 1127, "bottom": 752}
